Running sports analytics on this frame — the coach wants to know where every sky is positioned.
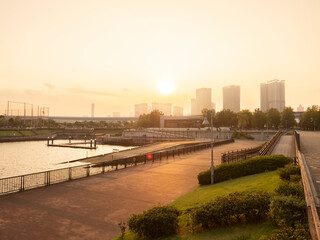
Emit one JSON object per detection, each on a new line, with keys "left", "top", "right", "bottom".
{"left": 0, "top": 0, "right": 319, "bottom": 117}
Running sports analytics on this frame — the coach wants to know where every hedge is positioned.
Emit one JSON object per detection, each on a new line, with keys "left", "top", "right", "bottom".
{"left": 128, "top": 205, "right": 180, "bottom": 239}
{"left": 198, "top": 155, "right": 292, "bottom": 185}
{"left": 190, "top": 191, "right": 271, "bottom": 229}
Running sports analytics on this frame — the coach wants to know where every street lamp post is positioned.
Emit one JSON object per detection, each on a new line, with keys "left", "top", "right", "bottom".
{"left": 203, "top": 113, "right": 214, "bottom": 184}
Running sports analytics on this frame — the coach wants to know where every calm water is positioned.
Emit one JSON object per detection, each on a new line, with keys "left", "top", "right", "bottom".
{"left": 0, "top": 140, "right": 133, "bottom": 178}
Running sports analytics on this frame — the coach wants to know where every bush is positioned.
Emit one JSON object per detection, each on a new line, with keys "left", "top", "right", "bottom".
{"left": 190, "top": 191, "right": 271, "bottom": 229}
{"left": 269, "top": 195, "right": 307, "bottom": 226}
{"left": 198, "top": 155, "right": 292, "bottom": 185}
{"left": 128, "top": 205, "right": 180, "bottom": 239}
{"left": 232, "top": 132, "right": 254, "bottom": 140}
{"left": 267, "top": 223, "right": 311, "bottom": 240}
{"left": 275, "top": 181, "right": 304, "bottom": 199}
{"left": 279, "top": 164, "right": 301, "bottom": 181}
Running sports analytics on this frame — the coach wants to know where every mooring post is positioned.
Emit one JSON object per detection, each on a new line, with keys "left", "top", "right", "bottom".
{"left": 90, "top": 139, "right": 92, "bottom": 148}
{"left": 84, "top": 135, "right": 87, "bottom": 143}
{"left": 47, "top": 137, "right": 49, "bottom": 145}
{"left": 51, "top": 136, "right": 53, "bottom": 144}
{"left": 94, "top": 139, "right": 97, "bottom": 148}
{"left": 69, "top": 136, "right": 71, "bottom": 144}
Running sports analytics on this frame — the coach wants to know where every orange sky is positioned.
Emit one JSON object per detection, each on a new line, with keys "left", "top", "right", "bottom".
{"left": 0, "top": 0, "right": 319, "bottom": 116}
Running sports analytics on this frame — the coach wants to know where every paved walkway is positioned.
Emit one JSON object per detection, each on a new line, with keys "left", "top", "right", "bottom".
{"left": 0, "top": 140, "right": 263, "bottom": 240}
{"left": 271, "top": 134, "right": 295, "bottom": 157}
{"left": 300, "top": 131, "right": 320, "bottom": 195}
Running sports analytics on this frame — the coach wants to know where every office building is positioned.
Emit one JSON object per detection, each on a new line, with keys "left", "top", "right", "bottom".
{"left": 191, "top": 99, "right": 197, "bottom": 115}
{"left": 223, "top": 85, "right": 240, "bottom": 112}
{"left": 260, "top": 80, "right": 285, "bottom": 112}
{"left": 195, "top": 88, "right": 212, "bottom": 115}
{"left": 173, "top": 106, "right": 183, "bottom": 116}
{"left": 152, "top": 102, "right": 172, "bottom": 116}
{"left": 134, "top": 103, "right": 149, "bottom": 117}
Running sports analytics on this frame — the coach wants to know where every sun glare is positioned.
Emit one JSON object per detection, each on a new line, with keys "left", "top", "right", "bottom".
{"left": 157, "top": 79, "right": 174, "bottom": 95}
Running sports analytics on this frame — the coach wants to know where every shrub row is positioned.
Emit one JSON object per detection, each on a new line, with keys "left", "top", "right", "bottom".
{"left": 232, "top": 132, "right": 254, "bottom": 140}
{"left": 198, "top": 155, "right": 292, "bottom": 185}
{"left": 128, "top": 206, "right": 180, "bottom": 239}
{"left": 190, "top": 191, "right": 271, "bottom": 229}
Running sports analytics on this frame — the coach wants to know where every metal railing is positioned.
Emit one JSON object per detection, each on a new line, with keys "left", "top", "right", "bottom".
{"left": 259, "top": 130, "right": 282, "bottom": 156}
{"left": 221, "top": 144, "right": 265, "bottom": 164}
{"left": 0, "top": 139, "right": 234, "bottom": 196}
{"left": 294, "top": 131, "right": 320, "bottom": 240}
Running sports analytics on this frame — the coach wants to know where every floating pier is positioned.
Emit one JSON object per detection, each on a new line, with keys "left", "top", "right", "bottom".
{"left": 47, "top": 137, "right": 97, "bottom": 149}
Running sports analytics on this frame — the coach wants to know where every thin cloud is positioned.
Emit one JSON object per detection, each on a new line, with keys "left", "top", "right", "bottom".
{"left": 44, "top": 83, "right": 55, "bottom": 89}
{"left": 68, "top": 87, "right": 120, "bottom": 97}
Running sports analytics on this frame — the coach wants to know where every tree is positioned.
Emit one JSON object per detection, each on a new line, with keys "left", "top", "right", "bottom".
{"left": 252, "top": 109, "right": 267, "bottom": 129}
{"left": 215, "top": 109, "right": 238, "bottom": 128}
{"left": 0, "top": 115, "right": 5, "bottom": 127}
{"left": 281, "top": 107, "right": 296, "bottom": 129}
{"left": 237, "top": 110, "right": 253, "bottom": 129}
{"left": 266, "top": 108, "right": 281, "bottom": 128}
{"left": 299, "top": 105, "right": 320, "bottom": 130}
{"left": 137, "top": 110, "right": 163, "bottom": 128}
{"left": 201, "top": 108, "right": 215, "bottom": 124}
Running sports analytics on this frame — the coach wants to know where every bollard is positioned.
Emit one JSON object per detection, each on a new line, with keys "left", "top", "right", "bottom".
{"left": 94, "top": 139, "right": 97, "bottom": 148}
{"left": 69, "top": 136, "right": 71, "bottom": 144}
{"left": 47, "top": 137, "right": 49, "bottom": 145}
{"left": 90, "top": 139, "right": 93, "bottom": 148}
{"left": 84, "top": 135, "right": 87, "bottom": 143}
{"left": 51, "top": 136, "right": 54, "bottom": 144}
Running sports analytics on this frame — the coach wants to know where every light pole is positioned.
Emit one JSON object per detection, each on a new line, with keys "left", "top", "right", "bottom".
{"left": 311, "top": 118, "right": 316, "bottom": 131}
{"left": 202, "top": 113, "right": 214, "bottom": 184}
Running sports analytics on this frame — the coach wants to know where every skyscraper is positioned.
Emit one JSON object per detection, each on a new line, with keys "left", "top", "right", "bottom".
{"left": 152, "top": 102, "right": 172, "bottom": 116}
{"left": 223, "top": 85, "right": 240, "bottom": 112}
{"left": 191, "top": 98, "right": 197, "bottom": 115}
{"left": 134, "top": 103, "right": 149, "bottom": 117}
{"left": 195, "top": 88, "right": 212, "bottom": 115}
{"left": 173, "top": 106, "right": 183, "bottom": 116}
{"left": 260, "top": 80, "right": 285, "bottom": 112}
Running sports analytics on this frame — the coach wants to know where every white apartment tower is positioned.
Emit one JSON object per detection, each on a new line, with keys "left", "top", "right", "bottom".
{"left": 152, "top": 102, "right": 172, "bottom": 116}
{"left": 134, "top": 103, "right": 149, "bottom": 117}
{"left": 260, "top": 80, "right": 285, "bottom": 112}
{"left": 195, "top": 88, "right": 212, "bottom": 115}
{"left": 223, "top": 85, "right": 240, "bottom": 112}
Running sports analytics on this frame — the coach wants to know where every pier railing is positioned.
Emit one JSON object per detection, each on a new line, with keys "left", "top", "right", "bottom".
{"left": 294, "top": 131, "right": 320, "bottom": 240}
{"left": 221, "top": 144, "right": 265, "bottom": 164}
{"left": 0, "top": 139, "right": 234, "bottom": 196}
{"left": 259, "top": 130, "right": 282, "bottom": 156}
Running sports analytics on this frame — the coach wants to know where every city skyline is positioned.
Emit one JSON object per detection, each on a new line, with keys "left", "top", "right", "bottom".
{"left": 0, "top": 1, "right": 319, "bottom": 116}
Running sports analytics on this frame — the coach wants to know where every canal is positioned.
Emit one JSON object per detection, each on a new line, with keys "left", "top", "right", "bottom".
{"left": 0, "top": 140, "right": 133, "bottom": 178}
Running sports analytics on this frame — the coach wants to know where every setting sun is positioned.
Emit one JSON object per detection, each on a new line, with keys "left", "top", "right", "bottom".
{"left": 157, "top": 80, "right": 175, "bottom": 95}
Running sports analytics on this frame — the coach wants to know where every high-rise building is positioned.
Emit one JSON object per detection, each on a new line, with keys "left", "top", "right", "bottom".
{"left": 211, "top": 102, "right": 216, "bottom": 111}
{"left": 260, "top": 80, "right": 285, "bottom": 112}
{"left": 113, "top": 112, "right": 121, "bottom": 117}
{"left": 223, "top": 85, "right": 240, "bottom": 112}
{"left": 134, "top": 103, "right": 149, "bottom": 117}
{"left": 191, "top": 99, "right": 197, "bottom": 115}
{"left": 152, "top": 102, "right": 172, "bottom": 116}
{"left": 91, "top": 103, "right": 94, "bottom": 118}
{"left": 173, "top": 106, "right": 183, "bottom": 116}
{"left": 195, "top": 88, "right": 212, "bottom": 115}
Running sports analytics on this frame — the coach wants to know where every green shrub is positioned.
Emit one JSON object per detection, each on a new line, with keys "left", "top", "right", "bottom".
{"left": 279, "top": 164, "right": 301, "bottom": 181}
{"left": 232, "top": 132, "right": 254, "bottom": 140}
{"left": 267, "top": 223, "right": 311, "bottom": 240}
{"left": 128, "top": 205, "right": 180, "bottom": 239}
{"left": 198, "top": 155, "right": 292, "bottom": 185}
{"left": 269, "top": 195, "right": 307, "bottom": 226}
{"left": 275, "top": 181, "right": 304, "bottom": 199}
{"left": 190, "top": 191, "right": 271, "bottom": 229}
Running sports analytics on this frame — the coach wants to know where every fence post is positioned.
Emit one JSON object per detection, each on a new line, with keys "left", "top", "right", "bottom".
{"left": 160, "top": 152, "right": 162, "bottom": 161}
{"left": 124, "top": 159, "right": 127, "bottom": 168}
{"left": 69, "top": 167, "right": 72, "bottom": 180}
{"left": 116, "top": 161, "right": 118, "bottom": 170}
{"left": 152, "top": 154, "right": 154, "bottom": 163}
{"left": 47, "top": 171, "right": 50, "bottom": 186}
{"left": 167, "top": 151, "right": 169, "bottom": 159}
{"left": 87, "top": 166, "right": 90, "bottom": 177}
{"left": 20, "top": 176, "right": 24, "bottom": 191}
{"left": 144, "top": 155, "right": 147, "bottom": 164}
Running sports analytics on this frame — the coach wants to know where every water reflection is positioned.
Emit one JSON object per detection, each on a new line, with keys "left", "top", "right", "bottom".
{"left": 0, "top": 140, "right": 133, "bottom": 178}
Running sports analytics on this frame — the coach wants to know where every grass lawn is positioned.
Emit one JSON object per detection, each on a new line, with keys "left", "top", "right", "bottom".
{"left": 171, "top": 170, "right": 281, "bottom": 210}
{"left": 114, "top": 171, "right": 281, "bottom": 240}
{"left": 19, "top": 130, "right": 36, "bottom": 136}
{"left": 33, "top": 129, "right": 56, "bottom": 135}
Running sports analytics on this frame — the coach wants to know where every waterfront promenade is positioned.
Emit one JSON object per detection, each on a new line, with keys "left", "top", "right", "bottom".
{"left": 0, "top": 139, "right": 263, "bottom": 240}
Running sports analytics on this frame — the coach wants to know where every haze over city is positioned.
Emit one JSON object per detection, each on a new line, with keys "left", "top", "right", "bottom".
{"left": 0, "top": 0, "right": 319, "bottom": 116}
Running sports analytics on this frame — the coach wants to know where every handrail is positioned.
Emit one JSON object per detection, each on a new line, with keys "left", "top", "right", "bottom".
{"left": 294, "top": 131, "right": 320, "bottom": 240}
{"left": 0, "top": 139, "right": 234, "bottom": 196}
{"left": 221, "top": 143, "right": 265, "bottom": 164}
{"left": 259, "top": 130, "right": 282, "bottom": 156}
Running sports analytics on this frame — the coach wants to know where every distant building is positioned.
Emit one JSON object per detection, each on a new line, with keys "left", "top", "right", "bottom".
{"left": 173, "top": 106, "right": 183, "bottom": 116}
{"left": 91, "top": 103, "right": 94, "bottom": 118}
{"left": 260, "top": 80, "right": 285, "bottom": 112}
{"left": 134, "top": 103, "right": 149, "bottom": 117}
{"left": 152, "top": 102, "right": 172, "bottom": 116}
{"left": 297, "top": 104, "right": 304, "bottom": 112}
{"left": 211, "top": 102, "right": 216, "bottom": 111}
{"left": 191, "top": 98, "right": 197, "bottom": 115}
{"left": 160, "top": 115, "right": 202, "bottom": 128}
{"left": 223, "top": 85, "right": 240, "bottom": 112}
{"left": 113, "top": 112, "right": 121, "bottom": 117}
